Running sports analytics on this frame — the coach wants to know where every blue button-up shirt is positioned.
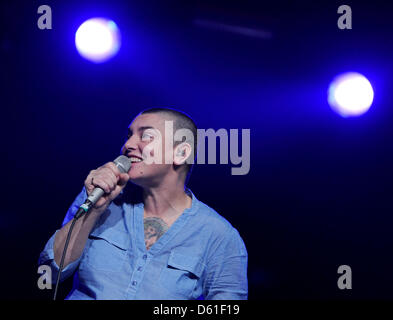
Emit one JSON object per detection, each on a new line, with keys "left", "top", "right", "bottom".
{"left": 39, "top": 187, "right": 248, "bottom": 300}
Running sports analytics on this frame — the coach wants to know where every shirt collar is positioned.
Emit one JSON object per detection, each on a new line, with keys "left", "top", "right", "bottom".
{"left": 184, "top": 188, "right": 199, "bottom": 216}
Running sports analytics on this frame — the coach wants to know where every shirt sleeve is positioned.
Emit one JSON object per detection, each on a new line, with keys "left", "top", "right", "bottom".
{"left": 203, "top": 227, "right": 248, "bottom": 300}
{"left": 38, "top": 187, "right": 88, "bottom": 284}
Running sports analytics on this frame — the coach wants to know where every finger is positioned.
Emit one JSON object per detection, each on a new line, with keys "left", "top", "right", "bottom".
{"left": 118, "top": 173, "right": 129, "bottom": 186}
{"left": 85, "top": 170, "right": 96, "bottom": 186}
{"left": 99, "top": 169, "right": 117, "bottom": 190}
{"left": 109, "top": 184, "right": 125, "bottom": 202}
{"left": 94, "top": 196, "right": 108, "bottom": 209}
{"left": 109, "top": 174, "right": 129, "bottom": 201}
{"left": 100, "top": 166, "right": 117, "bottom": 181}
{"left": 103, "top": 162, "right": 121, "bottom": 177}
{"left": 92, "top": 178, "right": 111, "bottom": 194}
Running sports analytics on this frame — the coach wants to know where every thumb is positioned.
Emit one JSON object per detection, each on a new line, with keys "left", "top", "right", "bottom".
{"left": 108, "top": 174, "right": 129, "bottom": 202}
{"left": 118, "top": 173, "right": 130, "bottom": 187}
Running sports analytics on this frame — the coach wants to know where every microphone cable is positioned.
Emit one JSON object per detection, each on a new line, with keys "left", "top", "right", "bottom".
{"left": 53, "top": 216, "right": 78, "bottom": 300}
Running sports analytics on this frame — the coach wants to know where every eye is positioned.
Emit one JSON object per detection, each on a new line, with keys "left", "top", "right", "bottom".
{"left": 141, "top": 131, "right": 154, "bottom": 141}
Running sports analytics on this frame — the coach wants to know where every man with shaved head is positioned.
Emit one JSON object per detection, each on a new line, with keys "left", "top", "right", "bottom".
{"left": 39, "top": 107, "right": 248, "bottom": 300}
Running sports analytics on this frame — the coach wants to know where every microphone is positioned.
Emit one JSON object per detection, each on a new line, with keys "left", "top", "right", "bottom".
{"left": 74, "top": 155, "right": 132, "bottom": 220}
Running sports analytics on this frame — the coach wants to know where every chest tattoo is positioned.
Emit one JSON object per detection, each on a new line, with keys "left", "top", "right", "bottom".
{"left": 144, "top": 217, "right": 169, "bottom": 250}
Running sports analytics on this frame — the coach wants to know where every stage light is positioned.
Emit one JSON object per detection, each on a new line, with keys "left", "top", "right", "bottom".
{"left": 75, "top": 18, "right": 121, "bottom": 63}
{"left": 328, "top": 72, "right": 374, "bottom": 117}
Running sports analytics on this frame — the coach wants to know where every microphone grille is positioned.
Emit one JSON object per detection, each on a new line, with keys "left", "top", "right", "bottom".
{"left": 114, "top": 155, "right": 132, "bottom": 173}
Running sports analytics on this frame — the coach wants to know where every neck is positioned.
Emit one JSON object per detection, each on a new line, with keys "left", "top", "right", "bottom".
{"left": 142, "top": 177, "right": 191, "bottom": 219}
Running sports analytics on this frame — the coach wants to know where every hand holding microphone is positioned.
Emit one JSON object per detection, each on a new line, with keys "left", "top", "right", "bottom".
{"left": 75, "top": 155, "right": 131, "bottom": 219}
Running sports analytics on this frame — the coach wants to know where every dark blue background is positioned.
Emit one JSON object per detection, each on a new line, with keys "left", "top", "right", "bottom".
{"left": 1, "top": 0, "right": 393, "bottom": 299}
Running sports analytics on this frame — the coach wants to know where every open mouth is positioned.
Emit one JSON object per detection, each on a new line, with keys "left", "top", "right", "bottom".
{"left": 128, "top": 155, "right": 143, "bottom": 164}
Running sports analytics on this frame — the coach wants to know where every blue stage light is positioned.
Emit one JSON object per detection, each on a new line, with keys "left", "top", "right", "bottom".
{"left": 75, "top": 18, "right": 121, "bottom": 63}
{"left": 328, "top": 72, "right": 374, "bottom": 117}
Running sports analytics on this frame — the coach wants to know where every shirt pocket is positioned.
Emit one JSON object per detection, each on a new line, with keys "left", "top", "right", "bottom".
{"left": 159, "top": 251, "right": 205, "bottom": 298}
{"left": 84, "top": 228, "right": 129, "bottom": 272}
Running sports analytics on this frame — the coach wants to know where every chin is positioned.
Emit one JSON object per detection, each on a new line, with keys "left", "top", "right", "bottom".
{"left": 129, "top": 173, "right": 163, "bottom": 189}
{"left": 128, "top": 173, "right": 144, "bottom": 182}
{"left": 129, "top": 172, "right": 150, "bottom": 185}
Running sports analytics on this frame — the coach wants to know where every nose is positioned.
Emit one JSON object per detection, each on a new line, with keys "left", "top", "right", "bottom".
{"left": 122, "top": 135, "right": 138, "bottom": 154}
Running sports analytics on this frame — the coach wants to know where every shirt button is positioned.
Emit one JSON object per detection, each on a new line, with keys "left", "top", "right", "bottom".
{"left": 143, "top": 254, "right": 147, "bottom": 260}
{"left": 132, "top": 281, "right": 137, "bottom": 286}
{"left": 137, "top": 267, "right": 142, "bottom": 271}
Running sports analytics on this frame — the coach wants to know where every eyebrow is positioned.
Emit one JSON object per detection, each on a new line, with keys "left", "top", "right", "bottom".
{"left": 128, "top": 126, "right": 155, "bottom": 134}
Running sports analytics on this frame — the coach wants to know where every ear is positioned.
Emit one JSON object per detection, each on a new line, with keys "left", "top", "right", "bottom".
{"left": 173, "top": 142, "right": 192, "bottom": 166}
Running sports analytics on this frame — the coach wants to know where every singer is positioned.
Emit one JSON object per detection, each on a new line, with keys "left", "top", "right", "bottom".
{"left": 38, "top": 107, "right": 248, "bottom": 300}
